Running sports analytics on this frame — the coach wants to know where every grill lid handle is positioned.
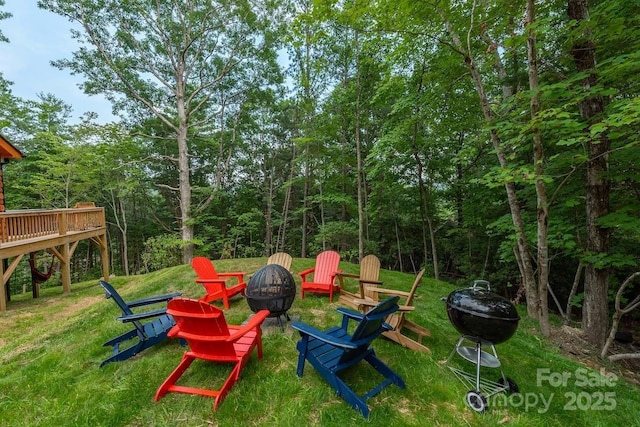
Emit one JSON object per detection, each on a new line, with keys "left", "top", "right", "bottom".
{"left": 472, "top": 280, "right": 491, "bottom": 291}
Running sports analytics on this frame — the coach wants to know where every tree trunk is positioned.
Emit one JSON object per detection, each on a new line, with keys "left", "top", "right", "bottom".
{"left": 354, "top": 28, "right": 365, "bottom": 262}
{"left": 177, "top": 110, "right": 193, "bottom": 264}
{"left": 527, "top": 0, "right": 550, "bottom": 336}
{"left": 411, "top": 59, "right": 438, "bottom": 279}
{"left": 440, "top": 10, "right": 538, "bottom": 317}
{"left": 264, "top": 159, "right": 273, "bottom": 256}
{"left": 276, "top": 143, "right": 295, "bottom": 253}
{"left": 568, "top": 0, "right": 611, "bottom": 348}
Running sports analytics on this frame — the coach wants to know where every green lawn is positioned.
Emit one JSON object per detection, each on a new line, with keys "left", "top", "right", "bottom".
{"left": 1, "top": 258, "right": 638, "bottom": 426}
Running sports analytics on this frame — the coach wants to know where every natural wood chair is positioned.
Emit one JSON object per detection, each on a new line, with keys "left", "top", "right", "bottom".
{"left": 337, "top": 254, "right": 383, "bottom": 310}
{"left": 351, "top": 269, "right": 431, "bottom": 354}
{"left": 267, "top": 252, "right": 292, "bottom": 271}
{"left": 191, "top": 257, "right": 247, "bottom": 309}
{"left": 299, "top": 250, "right": 341, "bottom": 302}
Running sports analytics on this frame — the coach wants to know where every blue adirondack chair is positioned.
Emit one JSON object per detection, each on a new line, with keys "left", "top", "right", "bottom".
{"left": 291, "top": 296, "right": 405, "bottom": 418}
{"left": 99, "top": 280, "right": 181, "bottom": 367}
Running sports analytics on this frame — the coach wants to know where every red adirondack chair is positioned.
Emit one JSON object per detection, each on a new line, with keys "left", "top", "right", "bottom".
{"left": 191, "top": 257, "right": 247, "bottom": 309}
{"left": 299, "top": 250, "right": 341, "bottom": 302}
{"left": 155, "top": 298, "right": 270, "bottom": 410}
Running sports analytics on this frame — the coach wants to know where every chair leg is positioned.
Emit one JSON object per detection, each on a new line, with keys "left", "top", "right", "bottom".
{"left": 155, "top": 353, "right": 196, "bottom": 401}
{"left": 295, "top": 338, "right": 309, "bottom": 377}
{"left": 213, "top": 362, "right": 242, "bottom": 410}
{"left": 364, "top": 352, "right": 406, "bottom": 389}
{"left": 100, "top": 340, "right": 144, "bottom": 367}
{"left": 103, "top": 329, "right": 138, "bottom": 348}
{"left": 333, "top": 376, "right": 371, "bottom": 419}
{"left": 256, "top": 332, "right": 263, "bottom": 359}
{"left": 382, "top": 330, "right": 431, "bottom": 354}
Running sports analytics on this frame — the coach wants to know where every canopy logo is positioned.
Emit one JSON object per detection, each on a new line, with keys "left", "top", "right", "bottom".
{"left": 490, "top": 368, "right": 618, "bottom": 413}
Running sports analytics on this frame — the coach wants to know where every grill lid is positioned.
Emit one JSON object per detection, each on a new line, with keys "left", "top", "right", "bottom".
{"left": 445, "top": 280, "right": 520, "bottom": 344}
{"left": 446, "top": 287, "right": 520, "bottom": 322}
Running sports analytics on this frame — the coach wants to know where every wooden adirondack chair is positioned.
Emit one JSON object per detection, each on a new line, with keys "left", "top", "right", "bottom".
{"left": 98, "top": 280, "right": 181, "bottom": 367}
{"left": 291, "top": 296, "right": 406, "bottom": 419}
{"left": 337, "top": 254, "right": 383, "bottom": 310}
{"left": 299, "top": 250, "right": 341, "bottom": 302}
{"left": 352, "top": 270, "right": 431, "bottom": 354}
{"left": 191, "top": 256, "right": 247, "bottom": 309}
{"left": 155, "top": 298, "right": 270, "bottom": 410}
{"left": 267, "top": 252, "right": 293, "bottom": 271}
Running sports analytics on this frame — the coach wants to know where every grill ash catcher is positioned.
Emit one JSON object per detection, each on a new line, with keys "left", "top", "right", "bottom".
{"left": 443, "top": 280, "right": 520, "bottom": 413}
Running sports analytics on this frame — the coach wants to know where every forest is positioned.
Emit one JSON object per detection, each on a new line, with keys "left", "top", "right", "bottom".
{"left": 0, "top": 0, "right": 639, "bottom": 354}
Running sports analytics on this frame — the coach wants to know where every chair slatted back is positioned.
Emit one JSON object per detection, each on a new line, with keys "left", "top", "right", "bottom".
{"left": 191, "top": 256, "right": 220, "bottom": 280}
{"left": 313, "top": 251, "right": 340, "bottom": 284}
{"left": 167, "top": 298, "right": 236, "bottom": 357}
{"left": 267, "top": 252, "right": 292, "bottom": 271}
{"left": 339, "top": 296, "right": 399, "bottom": 364}
{"left": 404, "top": 269, "right": 425, "bottom": 307}
{"left": 99, "top": 280, "right": 143, "bottom": 331}
{"left": 359, "top": 255, "right": 381, "bottom": 300}
{"left": 385, "top": 270, "right": 425, "bottom": 330}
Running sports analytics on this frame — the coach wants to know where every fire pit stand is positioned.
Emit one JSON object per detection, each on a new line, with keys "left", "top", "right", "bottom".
{"left": 443, "top": 280, "right": 520, "bottom": 413}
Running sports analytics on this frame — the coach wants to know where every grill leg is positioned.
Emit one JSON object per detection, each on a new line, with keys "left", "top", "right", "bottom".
{"left": 475, "top": 341, "right": 482, "bottom": 392}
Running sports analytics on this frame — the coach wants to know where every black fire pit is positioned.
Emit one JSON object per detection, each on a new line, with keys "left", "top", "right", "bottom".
{"left": 443, "top": 280, "right": 520, "bottom": 413}
{"left": 246, "top": 264, "right": 296, "bottom": 328}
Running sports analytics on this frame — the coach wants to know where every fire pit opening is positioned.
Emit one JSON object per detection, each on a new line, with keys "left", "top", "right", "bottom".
{"left": 245, "top": 264, "right": 296, "bottom": 328}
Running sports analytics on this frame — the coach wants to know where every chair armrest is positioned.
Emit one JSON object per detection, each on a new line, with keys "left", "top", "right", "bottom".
{"left": 228, "top": 310, "right": 270, "bottom": 341}
{"left": 359, "top": 279, "right": 383, "bottom": 286}
{"left": 337, "top": 272, "right": 360, "bottom": 280}
{"left": 172, "top": 330, "right": 229, "bottom": 342}
{"left": 291, "top": 322, "right": 359, "bottom": 349}
{"left": 127, "top": 292, "right": 182, "bottom": 308}
{"left": 350, "top": 298, "right": 415, "bottom": 313}
{"left": 337, "top": 272, "right": 364, "bottom": 297}
{"left": 336, "top": 307, "right": 366, "bottom": 329}
{"left": 117, "top": 308, "right": 168, "bottom": 322}
{"left": 217, "top": 272, "right": 247, "bottom": 280}
{"left": 336, "top": 307, "right": 365, "bottom": 321}
{"left": 298, "top": 268, "right": 315, "bottom": 280}
{"left": 195, "top": 278, "right": 228, "bottom": 284}
{"left": 368, "top": 287, "right": 411, "bottom": 298}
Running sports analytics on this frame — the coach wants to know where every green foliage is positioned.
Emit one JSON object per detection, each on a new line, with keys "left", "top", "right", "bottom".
{"left": 0, "top": 0, "right": 639, "bottom": 323}
{"left": 141, "top": 234, "right": 187, "bottom": 272}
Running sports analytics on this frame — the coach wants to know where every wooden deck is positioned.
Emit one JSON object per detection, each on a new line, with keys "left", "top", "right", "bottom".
{"left": 0, "top": 206, "right": 109, "bottom": 311}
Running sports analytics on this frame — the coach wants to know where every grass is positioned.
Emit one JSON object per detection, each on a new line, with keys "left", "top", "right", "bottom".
{"left": 1, "top": 257, "right": 639, "bottom": 426}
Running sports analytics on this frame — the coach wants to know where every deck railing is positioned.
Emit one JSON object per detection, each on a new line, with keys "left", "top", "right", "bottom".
{"left": 0, "top": 207, "right": 106, "bottom": 245}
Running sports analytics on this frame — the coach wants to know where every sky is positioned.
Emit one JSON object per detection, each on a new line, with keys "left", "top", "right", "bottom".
{"left": 0, "top": 1, "right": 116, "bottom": 123}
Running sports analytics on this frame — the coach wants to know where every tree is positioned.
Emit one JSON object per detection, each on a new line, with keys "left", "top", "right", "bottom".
{"left": 39, "top": 0, "right": 281, "bottom": 263}
{"left": 0, "top": 0, "right": 10, "bottom": 44}
{"left": 567, "top": 0, "right": 610, "bottom": 348}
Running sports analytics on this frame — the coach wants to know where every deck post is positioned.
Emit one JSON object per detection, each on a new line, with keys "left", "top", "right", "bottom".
{"left": 60, "top": 242, "right": 71, "bottom": 294}
{"left": 0, "top": 259, "right": 5, "bottom": 312}
{"left": 100, "top": 236, "right": 109, "bottom": 281}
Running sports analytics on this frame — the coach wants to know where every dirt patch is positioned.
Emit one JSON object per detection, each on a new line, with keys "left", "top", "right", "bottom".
{"left": 549, "top": 324, "right": 640, "bottom": 386}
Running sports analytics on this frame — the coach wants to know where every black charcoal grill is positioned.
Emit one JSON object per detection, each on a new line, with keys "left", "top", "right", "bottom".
{"left": 443, "top": 280, "right": 520, "bottom": 413}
